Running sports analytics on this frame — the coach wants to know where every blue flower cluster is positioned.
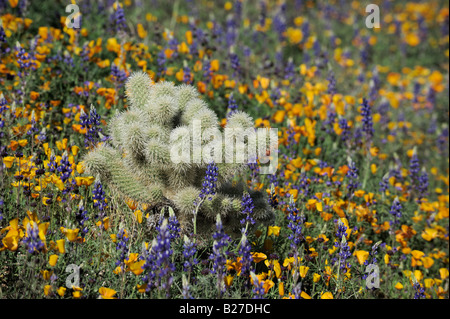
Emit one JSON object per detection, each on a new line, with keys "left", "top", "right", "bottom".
{"left": 198, "top": 162, "right": 219, "bottom": 202}
{"left": 417, "top": 171, "right": 429, "bottom": 202}
{"left": 115, "top": 228, "right": 129, "bottom": 267}
{"left": 332, "top": 221, "right": 352, "bottom": 271}
{"left": 57, "top": 153, "right": 72, "bottom": 183}
{"left": 346, "top": 161, "right": 360, "bottom": 197}
{"left": 15, "top": 43, "right": 37, "bottom": 78}
{"left": 47, "top": 154, "right": 57, "bottom": 173}
{"left": 338, "top": 118, "right": 351, "bottom": 143}
{"left": 111, "top": 64, "right": 127, "bottom": 88}
{"left": 156, "top": 211, "right": 181, "bottom": 241}
{"left": 142, "top": 219, "right": 175, "bottom": 297}
{"left": 80, "top": 107, "right": 103, "bottom": 147}
{"left": 23, "top": 222, "right": 45, "bottom": 254}
{"left": 378, "top": 176, "right": 390, "bottom": 193}
{"left": 92, "top": 180, "right": 107, "bottom": 219}
{"left": 238, "top": 233, "right": 253, "bottom": 280}
{"left": 182, "top": 237, "right": 198, "bottom": 273}
{"left": 226, "top": 93, "right": 238, "bottom": 119}
{"left": 252, "top": 277, "right": 265, "bottom": 299}
{"left": 389, "top": 197, "right": 402, "bottom": 226}
{"left": 75, "top": 202, "right": 89, "bottom": 236}
{"left": 360, "top": 98, "right": 374, "bottom": 140}
{"left": 240, "top": 192, "right": 255, "bottom": 228}
{"left": 286, "top": 198, "right": 305, "bottom": 250}
{"left": 110, "top": 4, "right": 127, "bottom": 33}
{"left": 209, "top": 215, "right": 231, "bottom": 297}
{"left": 413, "top": 282, "right": 426, "bottom": 299}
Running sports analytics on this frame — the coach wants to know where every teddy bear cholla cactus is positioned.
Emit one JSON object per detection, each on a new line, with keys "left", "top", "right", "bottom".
{"left": 82, "top": 71, "right": 276, "bottom": 237}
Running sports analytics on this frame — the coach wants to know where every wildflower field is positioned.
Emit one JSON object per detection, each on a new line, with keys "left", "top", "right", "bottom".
{"left": 0, "top": 0, "right": 449, "bottom": 302}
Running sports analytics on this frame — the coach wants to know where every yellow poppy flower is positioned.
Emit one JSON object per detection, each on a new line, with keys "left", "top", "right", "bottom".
{"left": 394, "top": 282, "right": 403, "bottom": 290}
{"left": 355, "top": 250, "right": 370, "bottom": 265}
{"left": 299, "top": 266, "right": 309, "bottom": 278}
{"left": 49, "top": 254, "right": 58, "bottom": 267}
{"left": 267, "top": 226, "right": 280, "bottom": 237}
{"left": 313, "top": 273, "right": 321, "bottom": 283}
{"left": 44, "top": 285, "right": 52, "bottom": 296}
{"left": 2, "top": 156, "right": 15, "bottom": 169}
{"left": 57, "top": 239, "right": 66, "bottom": 254}
{"left": 60, "top": 227, "right": 79, "bottom": 242}
{"left": 252, "top": 252, "right": 267, "bottom": 263}
{"left": 99, "top": 287, "right": 117, "bottom": 299}
{"left": 321, "top": 292, "right": 333, "bottom": 299}
{"left": 57, "top": 287, "right": 66, "bottom": 297}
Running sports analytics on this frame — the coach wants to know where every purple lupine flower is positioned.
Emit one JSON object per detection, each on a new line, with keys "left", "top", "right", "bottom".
{"left": 229, "top": 52, "right": 241, "bottom": 78}
{"left": 225, "top": 16, "right": 237, "bottom": 47}
{"left": 156, "top": 210, "right": 181, "bottom": 241}
{"left": 0, "top": 23, "right": 5, "bottom": 44}
{"left": 80, "top": 106, "right": 103, "bottom": 147}
{"left": 409, "top": 152, "right": 420, "bottom": 185}
{"left": 26, "top": 117, "right": 39, "bottom": 136}
{"left": 110, "top": 3, "right": 127, "bottom": 33}
{"left": 57, "top": 153, "right": 72, "bottom": 183}
{"left": 238, "top": 233, "right": 253, "bottom": 280}
{"left": 389, "top": 197, "right": 402, "bottom": 227}
{"left": 251, "top": 274, "right": 266, "bottom": 299}
{"left": 379, "top": 175, "right": 390, "bottom": 193}
{"left": 240, "top": 192, "right": 255, "bottom": 228}
{"left": 226, "top": 93, "right": 238, "bottom": 119}
{"left": 285, "top": 124, "right": 297, "bottom": 160}
{"left": 416, "top": 170, "right": 428, "bottom": 203}
{"left": 182, "top": 274, "right": 194, "bottom": 299}
{"left": 327, "top": 71, "right": 337, "bottom": 96}
{"left": 273, "top": 2, "right": 287, "bottom": 42}
{"left": 75, "top": 201, "right": 89, "bottom": 236}
{"left": 286, "top": 197, "right": 305, "bottom": 250}
{"left": 0, "top": 198, "right": 3, "bottom": 221}
{"left": 198, "top": 162, "right": 219, "bottom": 202}
{"left": 209, "top": 215, "right": 231, "bottom": 297}
{"left": 182, "top": 236, "right": 198, "bottom": 273}
{"left": 284, "top": 58, "right": 296, "bottom": 80}
{"left": 323, "top": 110, "right": 336, "bottom": 134}
{"left": 47, "top": 154, "right": 57, "bottom": 173}
{"left": 115, "top": 228, "right": 129, "bottom": 267}
{"left": 346, "top": 160, "right": 360, "bottom": 197}
{"left": 157, "top": 48, "right": 166, "bottom": 76}
{"left": 142, "top": 218, "right": 175, "bottom": 297}
{"left": 331, "top": 220, "right": 351, "bottom": 271}
{"left": 92, "top": 179, "right": 108, "bottom": 219}
{"left": 0, "top": 95, "right": 7, "bottom": 114}
{"left": 413, "top": 282, "right": 426, "bottom": 299}
{"left": 111, "top": 63, "right": 127, "bottom": 88}
{"left": 183, "top": 65, "right": 192, "bottom": 84}
{"left": 338, "top": 118, "right": 351, "bottom": 143}
{"left": 298, "top": 173, "right": 310, "bottom": 198}
{"left": 437, "top": 127, "right": 448, "bottom": 153}
{"left": 15, "top": 42, "right": 37, "bottom": 78}
{"left": 203, "top": 59, "right": 213, "bottom": 82}
{"left": 23, "top": 222, "right": 45, "bottom": 254}
{"left": 193, "top": 162, "right": 219, "bottom": 233}
{"left": 360, "top": 98, "right": 374, "bottom": 140}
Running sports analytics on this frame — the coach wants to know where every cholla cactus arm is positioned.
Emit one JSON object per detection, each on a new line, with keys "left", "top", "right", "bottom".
{"left": 126, "top": 71, "right": 154, "bottom": 110}
{"left": 82, "top": 72, "right": 275, "bottom": 238}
